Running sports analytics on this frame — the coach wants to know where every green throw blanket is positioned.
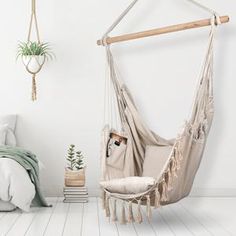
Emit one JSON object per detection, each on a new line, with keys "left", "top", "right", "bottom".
{"left": 0, "top": 146, "right": 51, "bottom": 207}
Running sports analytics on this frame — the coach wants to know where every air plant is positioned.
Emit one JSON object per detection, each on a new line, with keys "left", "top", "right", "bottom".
{"left": 16, "top": 41, "right": 54, "bottom": 60}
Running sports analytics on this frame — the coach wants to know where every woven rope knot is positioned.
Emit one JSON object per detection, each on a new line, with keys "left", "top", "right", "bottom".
{"left": 211, "top": 13, "right": 222, "bottom": 26}
{"left": 102, "top": 36, "right": 109, "bottom": 46}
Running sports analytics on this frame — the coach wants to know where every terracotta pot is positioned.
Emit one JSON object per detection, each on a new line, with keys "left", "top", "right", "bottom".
{"left": 65, "top": 168, "right": 85, "bottom": 187}
{"left": 22, "top": 55, "right": 45, "bottom": 74}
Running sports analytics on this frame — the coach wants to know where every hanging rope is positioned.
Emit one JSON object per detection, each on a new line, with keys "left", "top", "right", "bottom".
{"left": 102, "top": 0, "right": 138, "bottom": 44}
{"left": 25, "top": 0, "right": 44, "bottom": 101}
{"left": 27, "top": 0, "right": 41, "bottom": 43}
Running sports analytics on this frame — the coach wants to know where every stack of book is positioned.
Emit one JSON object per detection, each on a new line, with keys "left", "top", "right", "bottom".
{"left": 63, "top": 186, "right": 88, "bottom": 203}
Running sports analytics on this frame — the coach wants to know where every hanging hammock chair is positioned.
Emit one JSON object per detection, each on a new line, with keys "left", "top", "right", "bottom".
{"left": 99, "top": 0, "right": 226, "bottom": 224}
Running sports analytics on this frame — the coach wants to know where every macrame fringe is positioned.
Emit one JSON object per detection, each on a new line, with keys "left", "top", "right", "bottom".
{"left": 136, "top": 199, "right": 142, "bottom": 224}
{"left": 105, "top": 196, "right": 110, "bottom": 218}
{"left": 154, "top": 188, "right": 161, "bottom": 208}
{"left": 167, "top": 168, "right": 173, "bottom": 191}
{"left": 161, "top": 180, "right": 168, "bottom": 202}
{"left": 120, "top": 201, "right": 127, "bottom": 224}
{"left": 102, "top": 190, "right": 106, "bottom": 209}
{"left": 176, "top": 140, "right": 183, "bottom": 161}
{"left": 178, "top": 149, "right": 183, "bottom": 161}
{"left": 146, "top": 195, "right": 152, "bottom": 221}
{"left": 128, "top": 201, "right": 134, "bottom": 223}
{"left": 32, "top": 74, "right": 37, "bottom": 101}
{"left": 176, "top": 154, "right": 181, "bottom": 170}
{"left": 171, "top": 157, "right": 178, "bottom": 177}
{"left": 112, "top": 199, "right": 117, "bottom": 222}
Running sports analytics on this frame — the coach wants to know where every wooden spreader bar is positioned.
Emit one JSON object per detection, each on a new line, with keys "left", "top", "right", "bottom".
{"left": 97, "top": 15, "right": 229, "bottom": 46}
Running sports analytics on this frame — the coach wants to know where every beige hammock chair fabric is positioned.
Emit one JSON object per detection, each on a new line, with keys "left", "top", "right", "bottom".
{"left": 100, "top": 1, "right": 221, "bottom": 224}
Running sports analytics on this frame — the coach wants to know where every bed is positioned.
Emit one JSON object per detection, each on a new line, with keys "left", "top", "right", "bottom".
{"left": 0, "top": 115, "right": 49, "bottom": 211}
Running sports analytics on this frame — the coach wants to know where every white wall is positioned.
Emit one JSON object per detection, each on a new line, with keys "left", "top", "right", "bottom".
{"left": 0, "top": 0, "right": 235, "bottom": 196}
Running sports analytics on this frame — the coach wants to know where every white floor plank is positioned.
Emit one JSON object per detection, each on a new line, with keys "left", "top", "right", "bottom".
{"left": 43, "top": 198, "right": 70, "bottom": 236}
{"left": 24, "top": 197, "right": 58, "bottom": 236}
{"left": 97, "top": 197, "right": 119, "bottom": 236}
{"left": 132, "top": 205, "right": 156, "bottom": 236}
{"left": 62, "top": 202, "right": 84, "bottom": 236}
{"left": 151, "top": 209, "right": 175, "bottom": 236}
{"left": 0, "top": 210, "right": 22, "bottom": 235}
{"left": 0, "top": 212, "right": 7, "bottom": 221}
{"left": 170, "top": 203, "right": 212, "bottom": 236}
{"left": 81, "top": 197, "right": 100, "bottom": 236}
{"left": 6, "top": 208, "right": 38, "bottom": 236}
{"left": 182, "top": 198, "right": 233, "bottom": 236}
{"left": 197, "top": 197, "right": 236, "bottom": 235}
{"left": 158, "top": 205, "right": 193, "bottom": 236}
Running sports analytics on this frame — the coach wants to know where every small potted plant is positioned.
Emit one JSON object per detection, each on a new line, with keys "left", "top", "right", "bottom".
{"left": 17, "top": 41, "right": 54, "bottom": 74}
{"left": 65, "top": 144, "right": 86, "bottom": 187}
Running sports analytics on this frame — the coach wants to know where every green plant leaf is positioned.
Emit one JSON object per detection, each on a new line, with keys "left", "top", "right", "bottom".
{"left": 16, "top": 41, "right": 54, "bottom": 60}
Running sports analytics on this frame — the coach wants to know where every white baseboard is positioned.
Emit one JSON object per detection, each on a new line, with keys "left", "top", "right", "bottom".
{"left": 44, "top": 187, "right": 236, "bottom": 198}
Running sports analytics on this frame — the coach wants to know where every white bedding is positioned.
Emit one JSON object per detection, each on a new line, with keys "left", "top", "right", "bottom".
{"left": 0, "top": 200, "right": 16, "bottom": 211}
{"left": 0, "top": 158, "right": 36, "bottom": 212}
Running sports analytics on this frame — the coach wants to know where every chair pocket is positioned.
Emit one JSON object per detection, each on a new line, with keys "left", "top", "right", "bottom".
{"left": 106, "top": 133, "right": 127, "bottom": 170}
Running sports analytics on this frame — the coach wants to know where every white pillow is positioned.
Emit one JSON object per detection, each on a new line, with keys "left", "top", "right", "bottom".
{"left": 0, "top": 115, "right": 17, "bottom": 146}
{"left": 100, "top": 176, "right": 155, "bottom": 194}
{"left": 0, "top": 124, "right": 8, "bottom": 145}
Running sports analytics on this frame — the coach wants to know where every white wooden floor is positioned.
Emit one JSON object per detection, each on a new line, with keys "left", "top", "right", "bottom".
{"left": 0, "top": 197, "right": 235, "bottom": 236}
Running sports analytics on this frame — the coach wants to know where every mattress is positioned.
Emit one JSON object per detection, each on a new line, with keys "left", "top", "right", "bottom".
{"left": 0, "top": 200, "right": 16, "bottom": 212}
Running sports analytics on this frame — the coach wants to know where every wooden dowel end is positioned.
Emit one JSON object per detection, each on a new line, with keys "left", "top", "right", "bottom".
{"left": 97, "top": 15, "right": 229, "bottom": 46}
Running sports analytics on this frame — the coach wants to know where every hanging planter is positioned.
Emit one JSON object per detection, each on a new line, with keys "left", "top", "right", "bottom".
{"left": 22, "top": 55, "right": 45, "bottom": 74}
{"left": 17, "top": 0, "right": 54, "bottom": 101}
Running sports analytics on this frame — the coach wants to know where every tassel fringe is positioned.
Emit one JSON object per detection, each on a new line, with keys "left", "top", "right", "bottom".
{"left": 102, "top": 190, "right": 106, "bottom": 209}
{"left": 121, "top": 201, "right": 127, "bottom": 224}
{"left": 146, "top": 195, "right": 152, "bottom": 221}
{"left": 105, "top": 196, "right": 110, "bottom": 218}
{"left": 167, "top": 168, "right": 173, "bottom": 191}
{"left": 172, "top": 157, "right": 178, "bottom": 177}
{"left": 112, "top": 199, "right": 117, "bottom": 222}
{"left": 136, "top": 199, "right": 142, "bottom": 224}
{"left": 154, "top": 188, "right": 160, "bottom": 208}
{"left": 161, "top": 181, "right": 168, "bottom": 202}
{"left": 128, "top": 201, "right": 134, "bottom": 223}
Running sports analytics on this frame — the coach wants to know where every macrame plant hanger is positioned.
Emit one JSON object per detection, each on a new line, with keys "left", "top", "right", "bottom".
{"left": 24, "top": 0, "right": 45, "bottom": 101}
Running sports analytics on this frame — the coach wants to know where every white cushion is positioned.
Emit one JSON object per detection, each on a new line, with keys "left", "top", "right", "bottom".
{"left": 0, "top": 115, "right": 17, "bottom": 146}
{"left": 142, "top": 145, "right": 173, "bottom": 179}
{"left": 100, "top": 176, "right": 155, "bottom": 194}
